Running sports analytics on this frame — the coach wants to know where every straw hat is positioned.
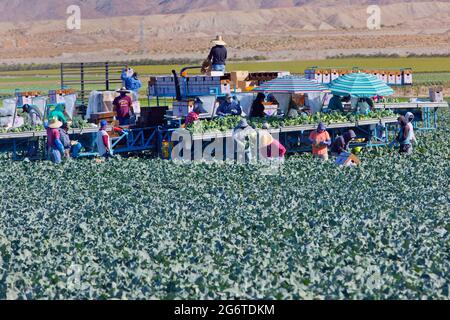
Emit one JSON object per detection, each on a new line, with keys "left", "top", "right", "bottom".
{"left": 211, "top": 35, "right": 226, "bottom": 46}
{"left": 260, "top": 132, "right": 274, "bottom": 148}
{"left": 116, "top": 87, "right": 130, "bottom": 94}
{"left": 48, "top": 118, "right": 63, "bottom": 129}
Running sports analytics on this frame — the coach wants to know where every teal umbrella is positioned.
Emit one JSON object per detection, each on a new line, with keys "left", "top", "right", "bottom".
{"left": 328, "top": 72, "right": 395, "bottom": 97}
{"left": 253, "top": 76, "right": 330, "bottom": 94}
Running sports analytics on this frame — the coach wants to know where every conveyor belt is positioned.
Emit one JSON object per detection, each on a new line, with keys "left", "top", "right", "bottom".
{"left": 374, "top": 102, "right": 449, "bottom": 109}
{"left": 0, "top": 127, "right": 102, "bottom": 140}
{"left": 191, "top": 117, "right": 399, "bottom": 141}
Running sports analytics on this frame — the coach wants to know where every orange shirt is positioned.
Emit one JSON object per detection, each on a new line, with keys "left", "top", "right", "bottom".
{"left": 309, "top": 131, "right": 331, "bottom": 155}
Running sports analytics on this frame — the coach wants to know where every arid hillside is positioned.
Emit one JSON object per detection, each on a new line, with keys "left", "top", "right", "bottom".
{"left": 0, "top": 1, "right": 448, "bottom": 63}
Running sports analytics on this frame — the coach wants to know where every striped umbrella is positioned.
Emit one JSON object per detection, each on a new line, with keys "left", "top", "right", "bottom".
{"left": 328, "top": 72, "right": 395, "bottom": 97}
{"left": 252, "top": 76, "right": 330, "bottom": 94}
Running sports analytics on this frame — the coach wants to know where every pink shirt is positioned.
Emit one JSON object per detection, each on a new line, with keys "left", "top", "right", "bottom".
{"left": 267, "top": 140, "right": 287, "bottom": 158}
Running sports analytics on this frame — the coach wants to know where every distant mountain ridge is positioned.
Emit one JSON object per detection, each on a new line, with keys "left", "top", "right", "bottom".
{"left": 0, "top": 0, "right": 429, "bottom": 21}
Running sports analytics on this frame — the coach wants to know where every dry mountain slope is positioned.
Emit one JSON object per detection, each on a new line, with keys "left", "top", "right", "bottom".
{"left": 0, "top": 0, "right": 434, "bottom": 21}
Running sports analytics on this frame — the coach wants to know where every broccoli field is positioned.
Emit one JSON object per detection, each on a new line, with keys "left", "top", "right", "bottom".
{"left": 0, "top": 113, "right": 449, "bottom": 300}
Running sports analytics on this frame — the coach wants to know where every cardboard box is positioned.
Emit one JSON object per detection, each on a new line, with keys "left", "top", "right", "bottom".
{"left": 231, "top": 71, "right": 249, "bottom": 84}
{"left": 172, "top": 100, "right": 195, "bottom": 117}
{"left": 388, "top": 72, "right": 396, "bottom": 85}
{"left": 331, "top": 70, "right": 339, "bottom": 81}
{"left": 429, "top": 87, "right": 444, "bottom": 102}
{"left": 395, "top": 72, "right": 403, "bottom": 85}
{"left": 336, "top": 152, "right": 361, "bottom": 167}
{"left": 322, "top": 70, "right": 331, "bottom": 84}
{"left": 403, "top": 70, "right": 413, "bottom": 85}
{"left": 314, "top": 71, "right": 323, "bottom": 83}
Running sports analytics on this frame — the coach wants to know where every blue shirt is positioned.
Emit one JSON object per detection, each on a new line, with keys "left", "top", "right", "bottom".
{"left": 217, "top": 101, "right": 242, "bottom": 116}
{"left": 121, "top": 71, "right": 142, "bottom": 93}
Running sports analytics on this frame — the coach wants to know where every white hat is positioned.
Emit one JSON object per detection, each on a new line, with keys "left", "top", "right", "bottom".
{"left": 212, "top": 35, "right": 226, "bottom": 46}
{"left": 116, "top": 87, "right": 130, "bottom": 94}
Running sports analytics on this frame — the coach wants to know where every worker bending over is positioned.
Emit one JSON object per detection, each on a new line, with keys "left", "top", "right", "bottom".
{"left": 59, "top": 122, "right": 83, "bottom": 159}
{"left": 259, "top": 123, "right": 287, "bottom": 161}
{"left": 309, "top": 123, "right": 331, "bottom": 161}
{"left": 331, "top": 130, "right": 357, "bottom": 157}
{"left": 22, "top": 104, "right": 43, "bottom": 126}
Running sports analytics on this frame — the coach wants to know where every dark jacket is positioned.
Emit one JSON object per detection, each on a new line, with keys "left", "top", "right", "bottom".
{"left": 250, "top": 101, "right": 265, "bottom": 118}
{"left": 331, "top": 132, "right": 353, "bottom": 154}
{"left": 208, "top": 45, "right": 227, "bottom": 65}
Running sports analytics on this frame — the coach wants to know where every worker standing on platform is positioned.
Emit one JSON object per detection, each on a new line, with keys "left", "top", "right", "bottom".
{"left": 207, "top": 36, "right": 228, "bottom": 72}
{"left": 22, "top": 104, "right": 43, "bottom": 126}
{"left": 48, "top": 103, "right": 69, "bottom": 124}
{"left": 250, "top": 93, "right": 266, "bottom": 118}
{"left": 309, "top": 122, "right": 331, "bottom": 161}
{"left": 328, "top": 95, "right": 345, "bottom": 113}
{"left": 97, "top": 120, "right": 112, "bottom": 159}
{"left": 217, "top": 94, "right": 242, "bottom": 117}
{"left": 121, "top": 66, "right": 142, "bottom": 94}
{"left": 331, "top": 130, "right": 357, "bottom": 157}
{"left": 46, "top": 118, "right": 65, "bottom": 164}
{"left": 113, "top": 88, "right": 134, "bottom": 126}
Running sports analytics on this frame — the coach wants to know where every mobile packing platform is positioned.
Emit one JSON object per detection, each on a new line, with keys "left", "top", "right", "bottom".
{"left": 0, "top": 63, "right": 447, "bottom": 161}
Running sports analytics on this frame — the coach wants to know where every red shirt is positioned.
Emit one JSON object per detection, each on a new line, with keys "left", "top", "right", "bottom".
{"left": 267, "top": 139, "right": 287, "bottom": 158}
{"left": 113, "top": 95, "right": 132, "bottom": 119}
{"left": 46, "top": 128, "right": 60, "bottom": 148}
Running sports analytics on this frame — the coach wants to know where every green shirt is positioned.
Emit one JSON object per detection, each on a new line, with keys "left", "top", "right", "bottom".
{"left": 49, "top": 110, "right": 67, "bottom": 123}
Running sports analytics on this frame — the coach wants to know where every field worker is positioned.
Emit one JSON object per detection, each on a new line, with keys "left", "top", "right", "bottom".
{"left": 48, "top": 103, "right": 69, "bottom": 124}
{"left": 405, "top": 112, "right": 417, "bottom": 147}
{"left": 250, "top": 93, "right": 266, "bottom": 118}
{"left": 46, "top": 118, "right": 65, "bottom": 164}
{"left": 328, "top": 95, "right": 344, "bottom": 113}
{"left": 22, "top": 104, "right": 43, "bottom": 126}
{"left": 217, "top": 93, "right": 242, "bottom": 117}
{"left": 396, "top": 116, "right": 413, "bottom": 155}
{"left": 113, "top": 87, "right": 134, "bottom": 126}
{"left": 357, "top": 97, "right": 374, "bottom": 115}
{"left": 233, "top": 119, "right": 256, "bottom": 163}
{"left": 121, "top": 67, "right": 142, "bottom": 94}
{"left": 259, "top": 123, "right": 287, "bottom": 160}
{"left": 59, "top": 122, "right": 83, "bottom": 159}
{"left": 97, "top": 120, "right": 112, "bottom": 159}
{"left": 331, "top": 130, "right": 357, "bottom": 156}
{"left": 309, "top": 122, "right": 331, "bottom": 161}
{"left": 185, "top": 109, "right": 200, "bottom": 126}
{"left": 207, "top": 36, "right": 228, "bottom": 72}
